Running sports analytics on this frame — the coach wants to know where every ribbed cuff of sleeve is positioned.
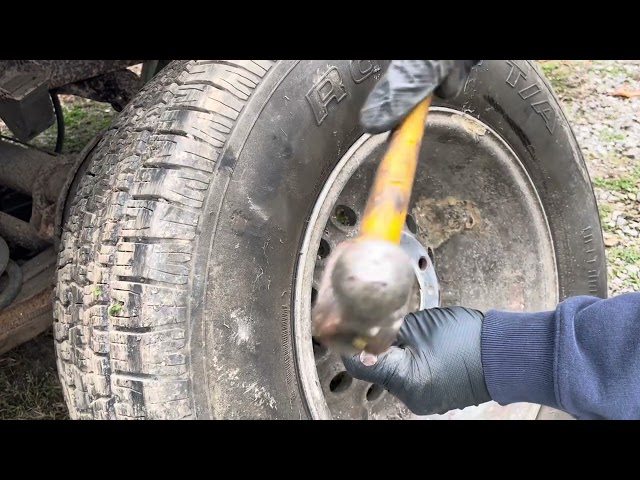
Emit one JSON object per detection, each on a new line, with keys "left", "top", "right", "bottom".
{"left": 481, "top": 309, "right": 558, "bottom": 409}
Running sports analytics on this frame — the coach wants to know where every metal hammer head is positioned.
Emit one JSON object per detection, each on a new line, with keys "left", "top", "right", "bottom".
{"left": 332, "top": 239, "right": 414, "bottom": 320}
{"left": 312, "top": 239, "right": 414, "bottom": 355}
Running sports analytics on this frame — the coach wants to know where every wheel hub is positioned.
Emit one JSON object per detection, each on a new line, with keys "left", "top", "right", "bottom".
{"left": 294, "top": 107, "right": 558, "bottom": 420}
{"left": 314, "top": 223, "right": 440, "bottom": 420}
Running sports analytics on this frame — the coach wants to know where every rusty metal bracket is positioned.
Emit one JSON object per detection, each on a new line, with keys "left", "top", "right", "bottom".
{"left": 0, "top": 139, "right": 75, "bottom": 247}
{"left": 0, "top": 247, "right": 56, "bottom": 355}
{"left": 0, "top": 211, "right": 50, "bottom": 253}
{"left": 0, "top": 61, "right": 142, "bottom": 102}
{"left": 0, "top": 83, "right": 56, "bottom": 142}
{"left": 56, "top": 69, "right": 143, "bottom": 112}
{"left": 0, "top": 236, "right": 22, "bottom": 309}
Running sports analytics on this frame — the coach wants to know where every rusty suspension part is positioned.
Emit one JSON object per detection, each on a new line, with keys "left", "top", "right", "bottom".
{"left": 0, "top": 247, "right": 56, "bottom": 355}
{"left": 0, "top": 139, "right": 75, "bottom": 249}
{"left": 0, "top": 236, "right": 22, "bottom": 310}
{"left": 0, "top": 139, "right": 72, "bottom": 204}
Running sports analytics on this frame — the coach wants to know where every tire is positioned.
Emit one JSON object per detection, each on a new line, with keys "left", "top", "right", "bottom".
{"left": 54, "top": 60, "right": 606, "bottom": 419}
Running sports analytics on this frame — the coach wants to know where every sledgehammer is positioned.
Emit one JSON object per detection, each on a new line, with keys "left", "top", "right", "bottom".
{"left": 311, "top": 97, "right": 432, "bottom": 357}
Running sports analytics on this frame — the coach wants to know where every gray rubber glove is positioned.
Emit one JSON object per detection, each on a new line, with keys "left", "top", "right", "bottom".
{"left": 360, "top": 60, "right": 481, "bottom": 134}
{"left": 342, "top": 307, "right": 491, "bottom": 416}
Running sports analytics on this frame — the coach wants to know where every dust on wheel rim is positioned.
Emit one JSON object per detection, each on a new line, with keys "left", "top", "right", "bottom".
{"left": 293, "top": 107, "right": 559, "bottom": 420}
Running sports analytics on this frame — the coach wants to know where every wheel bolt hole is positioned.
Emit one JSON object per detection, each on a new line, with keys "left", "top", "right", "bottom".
{"left": 366, "top": 383, "right": 385, "bottom": 402}
{"left": 406, "top": 214, "right": 417, "bottom": 234}
{"left": 312, "top": 337, "right": 327, "bottom": 358}
{"left": 466, "top": 215, "right": 475, "bottom": 228}
{"left": 418, "top": 256, "right": 428, "bottom": 271}
{"left": 318, "top": 238, "right": 331, "bottom": 260}
{"left": 334, "top": 205, "right": 357, "bottom": 227}
{"left": 329, "top": 371, "right": 353, "bottom": 393}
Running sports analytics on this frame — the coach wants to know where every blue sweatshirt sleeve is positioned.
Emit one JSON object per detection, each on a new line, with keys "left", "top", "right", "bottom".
{"left": 481, "top": 292, "right": 640, "bottom": 420}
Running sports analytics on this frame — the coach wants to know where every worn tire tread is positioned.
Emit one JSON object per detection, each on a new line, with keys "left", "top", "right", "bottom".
{"left": 54, "top": 60, "right": 274, "bottom": 419}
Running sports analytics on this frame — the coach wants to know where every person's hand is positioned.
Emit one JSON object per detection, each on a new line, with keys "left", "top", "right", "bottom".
{"left": 342, "top": 307, "right": 492, "bottom": 416}
{"left": 360, "top": 60, "right": 481, "bottom": 134}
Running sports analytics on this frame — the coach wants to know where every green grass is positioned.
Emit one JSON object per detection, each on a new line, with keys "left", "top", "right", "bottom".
{"left": 590, "top": 61, "right": 628, "bottom": 77}
{"left": 599, "top": 128, "right": 626, "bottom": 143}
{"left": 539, "top": 61, "right": 573, "bottom": 94}
{"left": 593, "top": 166, "right": 640, "bottom": 194}
{"left": 30, "top": 99, "right": 117, "bottom": 154}
{"left": 538, "top": 60, "right": 594, "bottom": 95}
{"left": 108, "top": 302, "right": 123, "bottom": 316}
{"left": 594, "top": 177, "right": 637, "bottom": 193}
{"left": 540, "top": 61, "right": 562, "bottom": 75}
{"left": 608, "top": 245, "right": 640, "bottom": 289}
{"left": 609, "top": 246, "right": 640, "bottom": 264}
{"left": 0, "top": 329, "right": 68, "bottom": 420}
{"left": 605, "top": 153, "right": 632, "bottom": 167}
{"left": 599, "top": 203, "right": 613, "bottom": 225}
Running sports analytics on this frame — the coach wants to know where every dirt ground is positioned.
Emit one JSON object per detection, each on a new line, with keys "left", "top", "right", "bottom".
{"left": 0, "top": 60, "right": 638, "bottom": 419}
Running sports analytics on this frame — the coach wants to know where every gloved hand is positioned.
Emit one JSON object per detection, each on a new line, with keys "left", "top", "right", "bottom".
{"left": 342, "top": 307, "right": 492, "bottom": 416}
{"left": 360, "top": 60, "right": 481, "bottom": 134}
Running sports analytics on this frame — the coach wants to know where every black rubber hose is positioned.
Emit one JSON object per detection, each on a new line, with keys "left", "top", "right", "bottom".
{"left": 0, "top": 236, "right": 22, "bottom": 310}
{"left": 51, "top": 91, "right": 65, "bottom": 154}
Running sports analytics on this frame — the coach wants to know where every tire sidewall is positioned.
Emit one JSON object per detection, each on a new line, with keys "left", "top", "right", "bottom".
{"left": 189, "top": 60, "right": 606, "bottom": 419}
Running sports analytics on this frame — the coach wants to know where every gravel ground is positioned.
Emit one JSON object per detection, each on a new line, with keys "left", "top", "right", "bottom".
{"left": 0, "top": 60, "right": 639, "bottom": 419}
{"left": 539, "top": 60, "right": 640, "bottom": 295}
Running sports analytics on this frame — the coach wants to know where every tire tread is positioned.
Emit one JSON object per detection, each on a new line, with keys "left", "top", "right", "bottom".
{"left": 54, "top": 60, "right": 274, "bottom": 419}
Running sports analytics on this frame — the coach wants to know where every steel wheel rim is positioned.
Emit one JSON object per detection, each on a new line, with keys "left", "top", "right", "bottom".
{"left": 294, "top": 107, "right": 559, "bottom": 420}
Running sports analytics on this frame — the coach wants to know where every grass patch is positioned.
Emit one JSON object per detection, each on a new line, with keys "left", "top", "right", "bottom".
{"left": 0, "top": 329, "right": 68, "bottom": 420}
{"left": 540, "top": 61, "right": 562, "bottom": 75}
{"left": 539, "top": 61, "right": 573, "bottom": 94}
{"left": 108, "top": 302, "right": 124, "bottom": 316}
{"left": 599, "top": 128, "right": 626, "bottom": 143}
{"left": 1, "top": 98, "right": 116, "bottom": 154}
{"left": 604, "top": 153, "right": 632, "bottom": 168}
{"left": 598, "top": 203, "right": 612, "bottom": 223}
{"left": 608, "top": 246, "right": 640, "bottom": 264}
{"left": 31, "top": 99, "right": 116, "bottom": 154}
{"left": 590, "top": 61, "right": 628, "bottom": 77}
{"left": 593, "top": 166, "right": 640, "bottom": 194}
{"left": 594, "top": 177, "right": 637, "bottom": 193}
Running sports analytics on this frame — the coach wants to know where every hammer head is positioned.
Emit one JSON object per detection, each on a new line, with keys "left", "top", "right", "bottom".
{"left": 311, "top": 239, "right": 414, "bottom": 355}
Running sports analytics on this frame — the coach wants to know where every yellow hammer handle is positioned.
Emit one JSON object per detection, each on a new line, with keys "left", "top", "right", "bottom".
{"left": 359, "top": 97, "right": 432, "bottom": 244}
